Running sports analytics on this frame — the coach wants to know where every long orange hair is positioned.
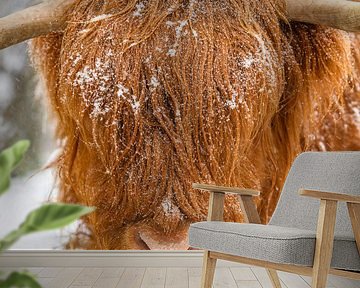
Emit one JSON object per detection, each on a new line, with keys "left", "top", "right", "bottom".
{"left": 30, "top": 0, "right": 360, "bottom": 249}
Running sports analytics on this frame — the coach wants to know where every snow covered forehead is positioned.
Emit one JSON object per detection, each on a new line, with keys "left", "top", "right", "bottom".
{"left": 64, "top": 0, "right": 283, "bottom": 122}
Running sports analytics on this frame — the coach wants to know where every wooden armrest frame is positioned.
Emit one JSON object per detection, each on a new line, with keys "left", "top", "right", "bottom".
{"left": 299, "top": 189, "right": 360, "bottom": 204}
{"left": 192, "top": 183, "right": 261, "bottom": 223}
{"left": 192, "top": 183, "right": 260, "bottom": 196}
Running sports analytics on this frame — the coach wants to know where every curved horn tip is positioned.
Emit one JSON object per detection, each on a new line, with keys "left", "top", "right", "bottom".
{"left": 0, "top": 0, "right": 76, "bottom": 50}
{"left": 285, "top": 0, "right": 360, "bottom": 32}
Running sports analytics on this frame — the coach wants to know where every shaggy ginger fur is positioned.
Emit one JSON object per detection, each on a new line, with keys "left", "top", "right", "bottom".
{"left": 30, "top": 0, "right": 360, "bottom": 249}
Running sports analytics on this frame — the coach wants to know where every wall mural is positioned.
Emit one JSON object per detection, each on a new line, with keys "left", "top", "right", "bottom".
{"left": 2, "top": 0, "right": 360, "bottom": 250}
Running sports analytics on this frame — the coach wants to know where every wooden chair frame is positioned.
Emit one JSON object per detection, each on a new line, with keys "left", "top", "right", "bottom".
{"left": 192, "top": 183, "right": 360, "bottom": 288}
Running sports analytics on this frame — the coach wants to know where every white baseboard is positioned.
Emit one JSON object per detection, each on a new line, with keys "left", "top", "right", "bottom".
{"left": 0, "top": 250, "right": 248, "bottom": 268}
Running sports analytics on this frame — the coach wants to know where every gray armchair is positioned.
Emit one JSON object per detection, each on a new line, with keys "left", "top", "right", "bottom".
{"left": 189, "top": 152, "right": 360, "bottom": 288}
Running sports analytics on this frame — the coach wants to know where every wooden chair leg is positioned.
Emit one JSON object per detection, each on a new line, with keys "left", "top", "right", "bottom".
{"left": 201, "top": 251, "right": 217, "bottom": 288}
{"left": 266, "top": 269, "right": 282, "bottom": 288}
{"left": 347, "top": 202, "right": 360, "bottom": 253}
{"left": 312, "top": 200, "right": 337, "bottom": 288}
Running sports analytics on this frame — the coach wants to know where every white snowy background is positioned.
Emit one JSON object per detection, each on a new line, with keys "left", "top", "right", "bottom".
{"left": 0, "top": 0, "right": 67, "bottom": 250}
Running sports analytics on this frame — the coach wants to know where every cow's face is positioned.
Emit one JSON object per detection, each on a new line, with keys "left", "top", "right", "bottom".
{"left": 30, "top": 0, "right": 357, "bottom": 249}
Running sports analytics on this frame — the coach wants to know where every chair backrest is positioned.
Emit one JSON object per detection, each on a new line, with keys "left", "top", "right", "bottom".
{"left": 270, "top": 152, "right": 360, "bottom": 238}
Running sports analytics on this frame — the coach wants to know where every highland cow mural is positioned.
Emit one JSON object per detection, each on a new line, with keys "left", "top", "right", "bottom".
{"left": 0, "top": 0, "right": 359, "bottom": 250}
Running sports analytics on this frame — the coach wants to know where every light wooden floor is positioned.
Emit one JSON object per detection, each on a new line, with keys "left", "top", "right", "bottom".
{"left": 2, "top": 266, "right": 360, "bottom": 288}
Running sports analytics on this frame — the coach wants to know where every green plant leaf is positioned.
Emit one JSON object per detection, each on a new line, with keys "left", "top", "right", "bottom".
{"left": 0, "top": 228, "right": 24, "bottom": 252}
{"left": 21, "top": 204, "right": 95, "bottom": 233}
{"left": 0, "top": 271, "right": 41, "bottom": 288}
{"left": 0, "top": 140, "right": 30, "bottom": 195}
{"left": 0, "top": 204, "right": 95, "bottom": 251}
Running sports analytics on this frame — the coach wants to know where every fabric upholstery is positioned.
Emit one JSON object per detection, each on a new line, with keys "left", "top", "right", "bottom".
{"left": 189, "top": 222, "right": 360, "bottom": 271}
{"left": 270, "top": 152, "right": 360, "bottom": 237}
{"left": 189, "top": 152, "right": 360, "bottom": 271}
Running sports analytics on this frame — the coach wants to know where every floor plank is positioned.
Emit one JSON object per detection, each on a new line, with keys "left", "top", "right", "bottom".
{"left": 236, "top": 280, "right": 262, "bottom": 288}
{"left": 47, "top": 267, "right": 83, "bottom": 288}
{"left": 230, "top": 267, "right": 257, "bottom": 281}
{"left": 24, "top": 267, "right": 44, "bottom": 276}
{"left": 328, "top": 275, "right": 360, "bottom": 288}
{"left": 251, "top": 267, "right": 288, "bottom": 288}
{"left": 5, "top": 265, "right": 359, "bottom": 288}
{"left": 70, "top": 267, "right": 103, "bottom": 286}
{"left": 278, "top": 271, "right": 310, "bottom": 288}
{"left": 165, "top": 268, "right": 189, "bottom": 288}
{"left": 99, "top": 267, "right": 125, "bottom": 278}
{"left": 141, "top": 268, "right": 167, "bottom": 288}
{"left": 38, "top": 267, "right": 63, "bottom": 278}
{"left": 188, "top": 268, "right": 201, "bottom": 288}
{"left": 213, "top": 267, "right": 237, "bottom": 288}
{"left": 36, "top": 277, "right": 54, "bottom": 286}
{"left": 93, "top": 277, "right": 120, "bottom": 288}
{"left": 116, "top": 268, "right": 146, "bottom": 288}
{"left": 301, "top": 275, "right": 335, "bottom": 288}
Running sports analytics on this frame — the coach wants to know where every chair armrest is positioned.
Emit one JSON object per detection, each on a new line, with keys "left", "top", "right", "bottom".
{"left": 192, "top": 183, "right": 260, "bottom": 196}
{"left": 193, "top": 183, "right": 261, "bottom": 223}
{"left": 299, "top": 189, "right": 360, "bottom": 204}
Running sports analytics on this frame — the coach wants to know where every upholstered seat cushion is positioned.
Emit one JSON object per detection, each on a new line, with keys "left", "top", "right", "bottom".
{"left": 189, "top": 222, "right": 360, "bottom": 272}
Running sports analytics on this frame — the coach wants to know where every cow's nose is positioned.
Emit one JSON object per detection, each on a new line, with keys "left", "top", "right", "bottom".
{"left": 139, "top": 229, "right": 189, "bottom": 250}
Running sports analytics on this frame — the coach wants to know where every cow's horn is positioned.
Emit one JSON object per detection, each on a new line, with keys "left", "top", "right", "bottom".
{"left": 0, "top": 0, "right": 75, "bottom": 50}
{"left": 286, "top": 0, "right": 360, "bottom": 32}
{"left": 1, "top": 0, "right": 360, "bottom": 50}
